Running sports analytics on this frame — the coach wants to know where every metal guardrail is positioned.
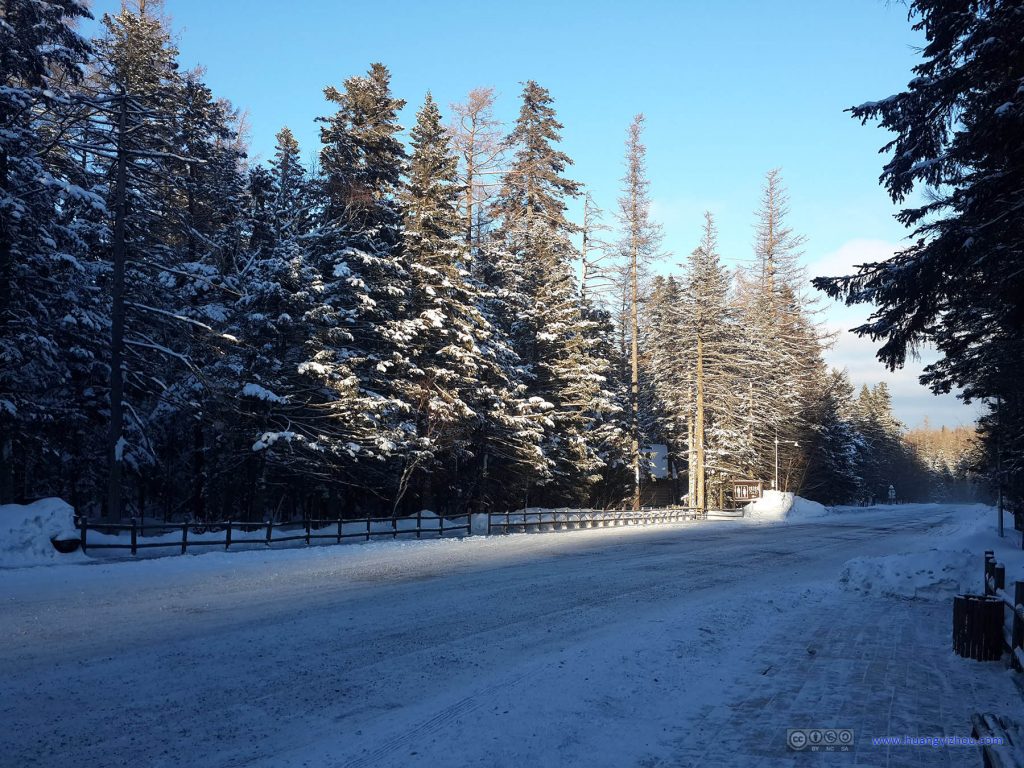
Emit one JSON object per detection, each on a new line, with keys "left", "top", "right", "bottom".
{"left": 486, "top": 506, "right": 741, "bottom": 534}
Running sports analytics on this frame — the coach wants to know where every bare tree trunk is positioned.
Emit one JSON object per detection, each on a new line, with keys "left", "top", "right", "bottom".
{"left": 630, "top": 228, "right": 641, "bottom": 510}
{"left": 192, "top": 422, "right": 206, "bottom": 520}
{"left": 106, "top": 91, "right": 129, "bottom": 521}
{"left": 687, "top": 385, "right": 696, "bottom": 506}
{"left": 465, "top": 148, "right": 475, "bottom": 244}
{"left": 617, "top": 114, "right": 662, "bottom": 511}
{"left": 747, "top": 381, "right": 754, "bottom": 474}
{"left": 581, "top": 200, "right": 590, "bottom": 305}
{"left": 695, "top": 334, "right": 706, "bottom": 513}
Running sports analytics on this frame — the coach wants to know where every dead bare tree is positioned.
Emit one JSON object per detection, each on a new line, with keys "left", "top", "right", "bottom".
{"left": 616, "top": 114, "right": 666, "bottom": 510}
{"left": 448, "top": 87, "right": 505, "bottom": 248}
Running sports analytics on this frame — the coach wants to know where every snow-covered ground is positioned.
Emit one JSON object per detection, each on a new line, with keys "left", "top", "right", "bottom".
{"left": 1, "top": 503, "right": 1019, "bottom": 767}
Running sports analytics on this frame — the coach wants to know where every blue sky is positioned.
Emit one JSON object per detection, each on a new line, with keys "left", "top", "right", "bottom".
{"left": 85, "top": 0, "right": 976, "bottom": 428}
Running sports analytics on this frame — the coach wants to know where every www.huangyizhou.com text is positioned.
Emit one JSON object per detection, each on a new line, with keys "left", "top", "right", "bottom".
{"left": 872, "top": 735, "right": 1004, "bottom": 748}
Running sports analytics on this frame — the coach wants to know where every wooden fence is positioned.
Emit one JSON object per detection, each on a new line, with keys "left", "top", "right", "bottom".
{"left": 75, "top": 511, "right": 470, "bottom": 557}
{"left": 74, "top": 503, "right": 744, "bottom": 556}
{"left": 486, "top": 506, "right": 733, "bottom": 534}
{"left": 982, "top": 550, "right": 1024, "bottom": 671}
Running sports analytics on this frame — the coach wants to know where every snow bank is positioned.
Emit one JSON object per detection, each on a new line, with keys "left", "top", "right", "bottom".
{"left": 743, "top": 491, "right": 828, "bottom": 522}
{"left": 0, "top": 498, "right": 84, "bottom": 568}
{"left": 839, "top": 505, "right": 1024, "bottom": 601}
{"left": 840, "top": 550, "right": 976, "bottom": 600}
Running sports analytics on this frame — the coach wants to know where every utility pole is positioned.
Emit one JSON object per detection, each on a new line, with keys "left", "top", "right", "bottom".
{"left": 997, "top": 396, "right": 1004, "bottom": 539}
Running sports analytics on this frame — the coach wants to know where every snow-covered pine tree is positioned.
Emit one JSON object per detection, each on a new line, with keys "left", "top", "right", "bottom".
{"left": 644, "top": 275, "right": 687, "bottom": 496}
{"left": 489, "top": 80, "right": 618, "bottom": 504}
{"left": 0, "top": 0, "right": 101, "bottom": 505}
{"left": 269, "top": 127, "right": 309, "bottom": 241}
{"left": 852, "top": 382, "right": 907, "bottom": 503}
{"left": 154, "top": 72, "right": 251, "bottom": 520}
{"left": 215, "top": 128, "right": 338, "bottom": 520}
{"left": 802, "top": 369, "right": 862, "bottom": 505}
{"left": 304, "top": 63, "right": 416, "bottom": 508}
{"left": 681, "top": 213, "right": 751, "bottom": 509}
{"left": 577, "top": 193, "right": 630, "bottom": 505}
{"left": 81, "top": 3, "right": 203, "bottom": 519}
{"left": 736, "top": 169, "right": 827, "bottom": 491}
{"left": 397, "top": 92, "right": 503, "bottom": 511}
{"left": 813, "top": 0, "right": 1024, "bottom": 513}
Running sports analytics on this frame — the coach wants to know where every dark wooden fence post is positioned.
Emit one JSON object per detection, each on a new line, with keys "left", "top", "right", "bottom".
{"left": 995, "top": 563, "right": 1006, "bottom": 593}
{"left": 984, "top": 551, "right": 995, "bottom": 595}
{"left": 336, "top": 516, "right": 342, "bottom": 544}
{"left": 79, "top": 516, "right": 87, "bottom": 554}
{"left": 265, "top": 519, "right": 273, "bottom": 547}
{"left": 305, "top": 516, "right": 311, "bottom": 546}
{"left": 180, "top": 521, "right": 188, "bottom": 555}
{"left": 365, "top": 516, "right": 370, "bottom": 542}
{"left": 130, "top": 517, "right": 138, "bottom": 556}
{"left": 416, "top": 508, "right": 422, "bottom": 540}
{"left": 225, "top": 520, "right": 232, "bottom": 551}
{"left": 1014, "top": 581, "right": 1024, "bottom": 672}
{"left": 953, "top": 594, "right": 1004, "bottom": 660}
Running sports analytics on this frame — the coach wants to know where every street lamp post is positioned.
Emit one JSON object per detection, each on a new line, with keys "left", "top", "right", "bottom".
{"left": 774, "top": 433, "right": 779, "bottom": 491}
{"left": 773, "top": 429, "right": 798, "bottom": 491}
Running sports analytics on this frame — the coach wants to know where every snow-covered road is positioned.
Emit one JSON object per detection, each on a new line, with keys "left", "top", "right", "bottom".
{"left": 1, "top": 505, "right": 1018, "bottom": 767}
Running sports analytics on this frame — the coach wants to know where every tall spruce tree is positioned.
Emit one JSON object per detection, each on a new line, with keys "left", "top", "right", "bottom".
{"left": 802, "top": 370, "right": 862, "bottom": 505}
{"left": 489, "top": 80, "right": 617, "bottom": 503}
{"left": 0, "top": 0, "right": 98, "bottom": 504}
{"left": 813, "top": 0, "right": 1024, "bottom": 514}
{"left": 737, "top": 169, "right": 826, "bottom": 490}
{"left": 681, "top": 213, "right": 748, "bottom": 509}
{"left": 399, "top": 92, "right": 498, "bottom": 510}
{"left": 85, "top": 4, "right": 196, "bottom": 519}
{"left": 302, "top": 63, "right": 415, "bottom": 506}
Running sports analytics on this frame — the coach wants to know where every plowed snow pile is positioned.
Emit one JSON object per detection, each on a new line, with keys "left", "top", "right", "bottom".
{"left": 840, "top": 550, "right": 976, "bottom": 600}
{"left": 743, "top": 490, "right": 828, "bottom": 522}
{"left": 839, "top": 505, "right": 1023, "bottom": 600}
{"left": 0, "top": 498, "right": 82, "bottom": 568}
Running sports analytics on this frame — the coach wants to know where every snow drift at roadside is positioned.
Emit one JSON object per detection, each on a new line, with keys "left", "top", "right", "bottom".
{"left": 839, "top": 504, "right": 1022, "bottom": 600}
{"left": 0, "top": 498, "right": 83, "bottom": 568}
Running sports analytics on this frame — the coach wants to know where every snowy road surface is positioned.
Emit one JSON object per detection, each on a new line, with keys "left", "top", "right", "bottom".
{"left": 1, "top": 505, "right": 1019, "bottom": 767}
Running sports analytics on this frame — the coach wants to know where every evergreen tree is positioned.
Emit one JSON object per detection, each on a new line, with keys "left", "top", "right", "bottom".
{"left": 84, "top": 3, "right": 196, "bottom": 518}
{"left": 737, "top": 169, "right": 826, "bottom": 490}
{"left": 0, "top": 0, "right": 99, "bottom": 504}
{"left": 489, "top": 80, "right": 617, "bottom": 503}
{"left": 300, "top": 63, "right": 416, "bottom": 504}
{"left": 803, "top": 370, "right": 862, "bottom": 505}
{"left": 398, "top": 92, "right": 502, "bottom": 510}
{"left": 681, "top": 213, "right": 749, "bottom": 508}
{"left": 813, "top": 0, "right": 1024, "bottom": 512}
